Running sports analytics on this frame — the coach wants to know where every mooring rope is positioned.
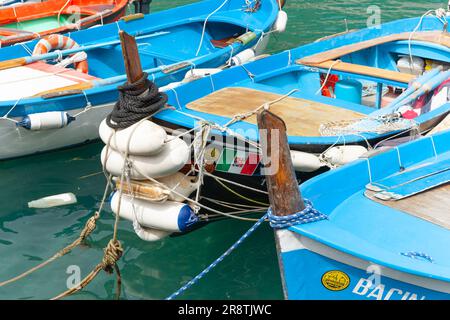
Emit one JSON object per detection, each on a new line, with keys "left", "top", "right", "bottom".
{"left": 165, "top": 213, "right": 267, "bottom": 300}
{"left": 267, "top": 199, "right": 328, "bottom": 229}
{"left": 106, "top": 72, "right": 168, "bottom": 129}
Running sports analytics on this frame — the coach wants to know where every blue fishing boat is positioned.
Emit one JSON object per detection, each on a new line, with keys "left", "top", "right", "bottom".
{"left": 274, "top": 128, "right": 450, "bottom": 300}
{"left": 151, "top": 13, "right": 450, "bottom": 178}
{"left": 0, "top": 0, "right": 283, "bottom": 159}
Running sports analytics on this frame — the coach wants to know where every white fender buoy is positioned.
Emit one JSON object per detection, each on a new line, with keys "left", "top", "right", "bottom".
{"left": 231, "top": 49, "right": 256, "bottom": 66}
{"left": 111, "top": 192, "right": 198, "bottom": 232}
{"left": 101, "top": 136, "right": 190, "bottom": 180}
{"left": 272, "top": 10, "right": 288, "bottom": 33}
{"left": 158, "top": 172, "right": 198, "bottom": 202}
{"left": 133, "top": 220, "right": 171, "bottom": 242}
{"left": 323, "top": 145, "right": 368, "bottom": 166}
{"left": 290, "top": 150, "right": 323, "bottom": 172}
{"left": 99, "top": 119, "right": 167, "bottom": 156}
{"left": 114, "top": 172, "right": 197, "bottom": 202}
{"left": 182, "top": 68, "right": 222, "bottom": 83}
{"left": 17, "top": 111, "right": 75, "bottom": 130}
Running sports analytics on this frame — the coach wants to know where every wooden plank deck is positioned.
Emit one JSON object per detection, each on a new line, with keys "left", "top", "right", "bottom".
{"left": 366, "top": 184, "right": 450, "bottom": 230}
{"left": 186, "top": 87, "right": 365, "bottom": 136}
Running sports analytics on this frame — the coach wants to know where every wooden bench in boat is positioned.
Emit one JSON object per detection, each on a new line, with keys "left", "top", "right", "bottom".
{"left": 306, "top": 60, "right": 416, "bottom": 84}
{"left": 296, "top": 31, "right": 450, "bottom": 84}
{"left": 186, "top": 87, "right": 365, "bottom": 136}
{"left": 298, "top": 31, "right": 450, "bottom": 65}
{"left": 366, "top": 184, "right": 450, "bottom": 230}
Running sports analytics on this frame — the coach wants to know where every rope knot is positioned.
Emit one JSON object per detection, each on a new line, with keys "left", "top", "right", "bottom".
{"left": 267, "top": 199, "right": 328, "bottom": 229}
{"left": 101, "top": 239, "right": 123, "bottom": 274}
{"left": 79, "top": 212, "right": 99, "bottom": 241}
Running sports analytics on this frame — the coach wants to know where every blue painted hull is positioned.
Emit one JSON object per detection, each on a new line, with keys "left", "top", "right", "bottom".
{"left": 281, "top": 246, "right": 449, "bottom": 300}
{"left": 153, "top": 15, "right": 450, "bottom": 153}
{"left": 275, "top": 129, "right": 450, "bottom": 300}
{"left": 0, "top": 0, "right": 279, "bottom": 159}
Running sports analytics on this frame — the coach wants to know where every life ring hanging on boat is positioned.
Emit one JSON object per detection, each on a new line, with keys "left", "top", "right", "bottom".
{"left": 32, "top": 34, "right": 88, "bottom": 74}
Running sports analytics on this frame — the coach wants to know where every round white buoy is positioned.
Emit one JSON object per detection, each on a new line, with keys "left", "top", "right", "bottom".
{"left": 273, "top": 10, "right": 288, "bottom": 33}
{"left": 99, "top": 119, "right": 167, "bottom": 156}
{"left": 101, "top": 136, "right": 190, "bottom": 180}
{"left": 133, "top": 220, "right": 171, "bottom": 242}
{"left": 323, "top": 145, "right": 368, "bottom": 166}
{"left": 111, "top": 192, "right": 198, "bottom": 232}
{"left": 231, "top": 49, "right": 256, "bottom": 66}
{"left": 17, "top": 111, "right": 75, "bottom": 131}
{"left": 290, "top": 150, "right": 323, "bottom": 172}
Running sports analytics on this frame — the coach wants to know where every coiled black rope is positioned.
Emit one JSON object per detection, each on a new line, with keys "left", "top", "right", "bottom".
{"left": 106, "top": 72, "right": 168, "bottom": 129}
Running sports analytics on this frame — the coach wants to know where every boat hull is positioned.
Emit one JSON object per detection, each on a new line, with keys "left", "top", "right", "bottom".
{"left": 276, "top": 230, "right": 450, "bottom": 300}
{"left": 0, "top": 103, "right": 112, "bottom": 160}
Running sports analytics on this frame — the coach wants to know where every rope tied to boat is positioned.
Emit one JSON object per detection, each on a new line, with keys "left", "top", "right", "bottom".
{"left": 79, "top": 211, "right": 100, "bottom": 241}
{"left": 267, "top": 199, "right": 328, "bottom": 229}
{"left": 106, "top": 72, "right": 168, "bottom": 129}
{"left": 101, "top": 239, "right": 124, "bottom": 273}
{"left": 51, "top": 239, "right": 123, "bottom": 300}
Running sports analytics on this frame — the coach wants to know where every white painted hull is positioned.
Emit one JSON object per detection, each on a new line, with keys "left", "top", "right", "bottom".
{"left": 0, "top": 103, "right": 113, "bottom": 160}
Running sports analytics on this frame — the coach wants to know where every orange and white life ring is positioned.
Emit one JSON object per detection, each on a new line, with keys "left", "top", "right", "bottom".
{"left": 32, "top": 34, "right": 88, "bottom": 74}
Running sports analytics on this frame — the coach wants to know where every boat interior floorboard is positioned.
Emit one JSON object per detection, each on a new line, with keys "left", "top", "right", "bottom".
{"left": 365, "top": 184, "right": 450, "bottom": 230}
{"left": 186, "top": 87, "right": 365, "bottom": 136}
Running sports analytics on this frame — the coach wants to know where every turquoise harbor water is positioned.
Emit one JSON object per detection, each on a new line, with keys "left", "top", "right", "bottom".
{"left": 0, "top": 0, "right": 446, "bottom": 300}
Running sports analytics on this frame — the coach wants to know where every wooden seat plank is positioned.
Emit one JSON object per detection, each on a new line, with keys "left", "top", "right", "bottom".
{"left": 298, "top": 31, "right": 450, "bottom": 65}
{"left": 186, "top": 87, "right": 365, "bottom": 136}
{"left": 311, "top": 60, "right": 416, "bottom": 83}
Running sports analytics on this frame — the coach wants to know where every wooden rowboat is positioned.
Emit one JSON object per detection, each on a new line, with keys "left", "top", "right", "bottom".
{"left": 0, "top": 0, "right": 281, "bottom": 160}
{"left": 273, "top": 126, "right": 450, "bottom": 300}
{"left": 0, "top": 0, "right": 129, "bottom": 46}
{"left": 149, "top": 15, "right": 450, "bottom": 178}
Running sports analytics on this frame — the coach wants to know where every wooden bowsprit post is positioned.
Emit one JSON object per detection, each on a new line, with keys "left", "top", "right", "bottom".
{"left": 119, "top": 30, "right": 145, "bottom": 87}
{"left": 257, "top": 109, "right": 305, "bottom": 298}
{"left": 257, "top": 109, "right": 304, "bottom": 215}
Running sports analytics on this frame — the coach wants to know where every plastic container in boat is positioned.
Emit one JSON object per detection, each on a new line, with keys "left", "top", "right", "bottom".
{"left": 28, "top": 192, "right": 77, "bottom": 208}
{"left": 397, "top": 56, "right": 424, "bottom": 76}
{"left": 110, "top": 192, "right": 198, "bottom": 232}
{"left": 99, "top": 119, "right": 167, "bottom": 156}
{"left": 334, "top": 79, "right": 363, "bottom": 104}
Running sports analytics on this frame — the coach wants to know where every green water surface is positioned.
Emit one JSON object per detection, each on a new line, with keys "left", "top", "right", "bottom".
{"left": 0, "top": 0, "right": 446, "bottom": 300}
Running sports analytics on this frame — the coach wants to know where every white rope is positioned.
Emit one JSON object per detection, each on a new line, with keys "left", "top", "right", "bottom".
{"left": 195, "top": 0, "right": 230, "bottom": 56}
{"left": 315, "top": 60, "right": 340, "bottom": 95}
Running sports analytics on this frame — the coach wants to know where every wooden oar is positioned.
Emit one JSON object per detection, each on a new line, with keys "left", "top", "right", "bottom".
{"left": 257, "top": 109, "right": 305, "bottom": 215}
{"left": 0, "top": 31, "right": 169, "bottom": 71}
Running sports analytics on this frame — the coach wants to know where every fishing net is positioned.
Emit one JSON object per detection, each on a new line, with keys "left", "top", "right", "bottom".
{"left": 319, "top": 115, "right": 418, "bottom": 136}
